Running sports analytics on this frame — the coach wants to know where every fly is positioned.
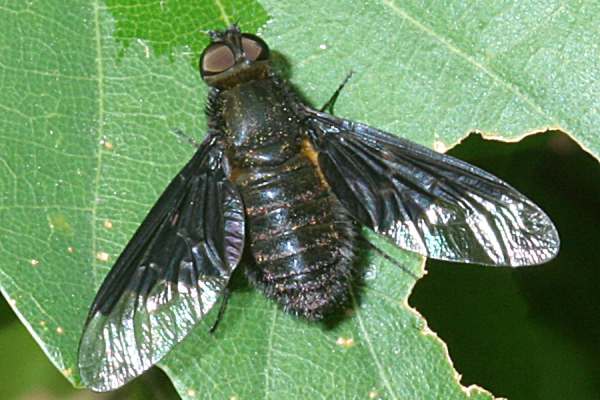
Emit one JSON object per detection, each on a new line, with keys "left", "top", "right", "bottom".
{"left": 78, "top": 25, "right": 560, "bottom": 391}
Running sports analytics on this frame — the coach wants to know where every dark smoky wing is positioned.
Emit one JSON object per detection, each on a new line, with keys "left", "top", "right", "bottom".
{"left": 78, "top": 137, "right": 245, "bottom": 392}
{"left": 305, "top": 108, "right": 559, "bottom": 266}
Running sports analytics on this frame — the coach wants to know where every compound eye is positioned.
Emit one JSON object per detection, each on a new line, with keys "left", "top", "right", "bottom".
{"left": 241, "top": 34, "right": 270, "bottom": 61}
{"left": 201, "top": 44, "right": 235, "bottom": 76}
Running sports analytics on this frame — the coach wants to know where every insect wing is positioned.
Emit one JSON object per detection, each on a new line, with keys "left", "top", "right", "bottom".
{"left": 306, "top": 108, "right": 559, "bottom": 266}
{"left": 78, "top": 138, "right": 245, "bottom": 391}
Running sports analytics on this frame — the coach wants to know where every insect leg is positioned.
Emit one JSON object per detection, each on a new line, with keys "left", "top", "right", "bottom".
{"left": 171, "top": 128, "right": 202, "bottom": 148}
{"left": 358, "top": 237, "right": 421, "bottom": 280}
{"left": 319, "top": 71, "right": 354, "bottom": 114}
{"left": 209, "top": 287, "right": 231, "bottom": 334}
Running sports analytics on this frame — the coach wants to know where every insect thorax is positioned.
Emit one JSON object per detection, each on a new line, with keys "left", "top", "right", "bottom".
{"left": 212, "top": 77, "right": 359, "bottom": 319}
{"left": 216, "top": 78, "right": 304, "bottom": 168}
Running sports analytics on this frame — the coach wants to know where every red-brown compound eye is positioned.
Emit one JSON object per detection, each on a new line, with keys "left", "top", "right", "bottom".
{"left": 200, "top": 44, "right": 235, "bottom": 77}
{"left": 241, "top": 34, "right": 270, "bottom": 61}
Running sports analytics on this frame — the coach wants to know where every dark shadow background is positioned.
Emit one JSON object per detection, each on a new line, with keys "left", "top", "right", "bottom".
{"left": 1, "top": 130, "right": 598, "bottom": 399}
{"left": 412, "top": 131, "right": 600, "bottom": 400}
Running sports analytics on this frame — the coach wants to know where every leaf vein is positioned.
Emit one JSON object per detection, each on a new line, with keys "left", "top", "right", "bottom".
{"left": 214, "top": 0, "right": 231, "bottom": 26}
{"left": 91, "top": 0, "right": 106, "bottom": 286}
{"left": 383, "top": 0, "right": 551, "bottom": 121}
{"left": 264, "top": 304, "right": 278, "bottom": 400}
{"left": 353, "top": 293, "right": 398, "bottom": 400}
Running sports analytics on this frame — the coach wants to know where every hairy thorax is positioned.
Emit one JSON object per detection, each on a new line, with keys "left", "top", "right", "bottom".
{"left": 215, "top": 79, "right": 359, "bottom": 319}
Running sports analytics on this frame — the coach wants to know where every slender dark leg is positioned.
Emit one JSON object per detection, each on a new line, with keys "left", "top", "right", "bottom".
{"left": 320, "top": 71, "right": 354, "bottom": 114}
{"left": 358, "top": 237, "right": 421, "bottom": 280}
{"left": 209, "top": 287, "right": 230, "bottom": 334}
{"left": 171, "top": 128, "right": 202, "bottom": 148}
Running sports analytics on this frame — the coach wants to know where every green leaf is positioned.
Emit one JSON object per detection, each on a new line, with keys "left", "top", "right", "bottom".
{"left": 1, "top": 0, "right": 598, "bottom": 399}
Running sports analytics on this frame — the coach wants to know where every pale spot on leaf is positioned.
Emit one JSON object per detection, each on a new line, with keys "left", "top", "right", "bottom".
{"left": 336, "top": 336, "right": 356, "bottom": 348}
{"left": 96, "top": 251, "right": 110, "bottom": 262}
{"left": 433, "top": 140, "right": 448, "bottom": 153}
{"left": 100, "top": 138, "right": 114, "bottom": 150}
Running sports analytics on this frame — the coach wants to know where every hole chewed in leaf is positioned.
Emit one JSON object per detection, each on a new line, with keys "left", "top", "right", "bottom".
{"left": 412, "top": 130, "right": 600, "bottom": 400}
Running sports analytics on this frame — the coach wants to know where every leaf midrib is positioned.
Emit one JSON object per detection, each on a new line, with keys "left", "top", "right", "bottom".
{"left": 91, "top": 0, "right": 106, "bottom": 288}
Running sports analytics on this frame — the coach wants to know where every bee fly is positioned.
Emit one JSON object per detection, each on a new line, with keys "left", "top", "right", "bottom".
{"left": 78, "top": 25, "right": 560, "bottom": 391}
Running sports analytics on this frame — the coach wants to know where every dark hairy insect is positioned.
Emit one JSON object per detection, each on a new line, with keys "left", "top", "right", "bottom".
{"left": 78, "top": 25, "right": 560, "bottom": 391}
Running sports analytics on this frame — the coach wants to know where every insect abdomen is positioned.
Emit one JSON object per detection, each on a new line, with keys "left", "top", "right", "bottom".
{"left": 235, "top": 149, "right": 359, "bottom": 319}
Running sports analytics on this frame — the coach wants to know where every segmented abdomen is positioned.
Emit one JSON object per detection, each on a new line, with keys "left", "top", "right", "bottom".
{"left": 235, "top": 151, "right": 359, "bottom": 319}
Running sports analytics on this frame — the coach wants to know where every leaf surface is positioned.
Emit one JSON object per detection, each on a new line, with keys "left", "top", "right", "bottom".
{"left": 1, "top": 0, "right": 598, "bottom": 399}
